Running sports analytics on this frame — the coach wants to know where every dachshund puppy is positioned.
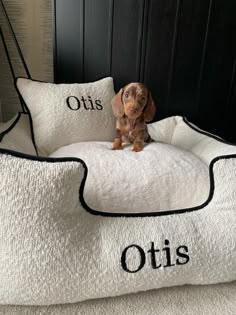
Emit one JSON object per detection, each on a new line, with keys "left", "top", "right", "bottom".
{"left": 111, "top": 82, "right": 156, "bottom": 152}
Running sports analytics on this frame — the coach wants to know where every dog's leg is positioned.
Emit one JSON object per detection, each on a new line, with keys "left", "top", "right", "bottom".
{"left": 132, "top": 129, "right": 144, "bottom": 152}
{"left": 112, "top": 128, "right": 123, "bottom": 150}
{"left": 112, "top": 138, "right": 123, "bottom": 150}
{"left": 132, "top": 141, "right": 144, "bottom": 152}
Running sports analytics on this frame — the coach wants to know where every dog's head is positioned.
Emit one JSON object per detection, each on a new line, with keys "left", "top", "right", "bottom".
{"left": 111, "top": 82, "right": 156, "bottom": 121}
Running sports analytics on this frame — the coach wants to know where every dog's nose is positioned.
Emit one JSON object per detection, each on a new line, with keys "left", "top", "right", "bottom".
{"left": 130, "top": 108, "right": 137, "bottom": 113}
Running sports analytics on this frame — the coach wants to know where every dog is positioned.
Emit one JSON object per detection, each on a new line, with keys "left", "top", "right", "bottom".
{"left": 111, "top": 82, "right": 156, "bottom": 152}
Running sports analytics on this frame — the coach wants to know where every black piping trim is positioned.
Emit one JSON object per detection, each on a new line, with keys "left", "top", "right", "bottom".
{"left": 14, "top": 76, "right": 116, "bottom": 156}
{"left": 0, "top": 148, "right": 236, "bottom": 218}
{"left": 0, "top": 112, "right": 21, "bottom": 142}
{"left": 0, "top": 110, "right": 38, "bottom": 155}
{"left": 0, "top": 147, "right": 87, "bottom": 167}
{"left": 14, "top": 78, "right": 41, "bottom": 155}
{"left": 24, "top": 108, "right": 38, "bottom": 156}
{"left": 183, "top": 116, "right": 236, "bottom": 146}
{"left": 80, "top": 154, "right": 236, "bottom": 217}
{"left": 13, "top": 77, "right": 236, "bottom": 217}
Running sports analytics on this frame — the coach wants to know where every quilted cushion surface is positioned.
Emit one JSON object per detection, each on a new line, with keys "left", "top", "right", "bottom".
{"left": 50, "top": 141, "right": 209, "bottom": 213}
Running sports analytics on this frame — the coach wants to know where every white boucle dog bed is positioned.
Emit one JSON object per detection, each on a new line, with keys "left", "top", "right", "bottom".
{"left": 0, "top": 115, "right": 236, "bottom": 305}
{"left": 50, "top": 141, "right": 210, "bottom": 212}
{"left": 0, "top": 112, "right": 36, "bottom": 155}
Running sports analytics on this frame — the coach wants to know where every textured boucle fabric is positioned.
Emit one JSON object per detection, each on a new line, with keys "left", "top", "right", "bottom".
{"left": 0, "top": 148, "right": 236, "bottom": 305}
{"left": 0, "top": 281, "right": 235, "bottom": 315}
{"left": 16, "top": 77, "right": 116, "bottom": 155}
{"left": 148, "top": 116, "right": 236, "bottom": 165}
{"left": 51, "top": 141, "right": 209, "bottom": 212}
{"left": 0, "top": 113, "right": 36, "bottom": 155}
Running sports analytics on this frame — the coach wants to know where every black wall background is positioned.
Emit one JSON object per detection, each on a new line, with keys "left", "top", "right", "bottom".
{"left": 54, "top": 0, "right": 236, "bottom": 141}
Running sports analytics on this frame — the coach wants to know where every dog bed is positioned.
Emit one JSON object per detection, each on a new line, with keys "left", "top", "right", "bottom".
{"left": 0, "top": 114, "right": 236, "bottom": 305}
{"left": 50, "top": 141, "right": 209, "bottom": 213}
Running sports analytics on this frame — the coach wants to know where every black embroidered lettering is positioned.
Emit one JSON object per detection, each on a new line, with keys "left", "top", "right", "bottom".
{"left": 163, "top": 239, "right": 175, "bottom": 268}
{"left": 120, "top": 241, "right": 190, "bottom": 273}
{"left": 81, "top": 96, "right": 89, "bottom": 110}
{"left": 95, "top": 99, "right": 103, "bottom": 110}
{"left": 147, "top": 242, "right": 161, "bottom": 269}
{"left": 121, "top": 244, "right": 146, "bottom": 273}
{"left": 88, "top": 96, "right": 95, "bottom": 110}
{"left": 66, "top": 96, "right": 80, "bottom": 110}
{"left": 176, "top": 246, "right": 190, "bottom": 265}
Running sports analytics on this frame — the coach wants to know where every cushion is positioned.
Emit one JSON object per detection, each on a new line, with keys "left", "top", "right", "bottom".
{"left": 0, "top": 112, "right": 37, "bottom": 155}
{"left": 50, "top": 141, "right": 209, "bottom": 213}
{"left": 0, "top": 144, "right": 236, "bottom": 305}
{"left": 0, "top": 116, "right": 236, "bottom": 305}
{"left": 16, "top": 77, "right": 116, "bottom": 155}
{"left": 148, "top": 116, "right": 235, "bottom": 164}
{"left": 0, "top": 281, "right": 235, "bottom": 314}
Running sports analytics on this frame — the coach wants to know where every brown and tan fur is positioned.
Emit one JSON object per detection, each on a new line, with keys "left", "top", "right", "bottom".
{"left": 111, "top": 82, "right": 156, "bottom": 152}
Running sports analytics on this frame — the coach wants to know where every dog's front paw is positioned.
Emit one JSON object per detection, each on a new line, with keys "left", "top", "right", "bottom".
{"left": 112, "top": 139, "right": 123, "bottom": 150}
{"left": 132, "top": 143, "right": 143, "bottom": 152}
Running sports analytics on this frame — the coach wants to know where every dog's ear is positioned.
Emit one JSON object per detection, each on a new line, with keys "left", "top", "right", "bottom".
{"left": 111, "top": 88, "right": 124, "bottom": 117}
{"left": 144, "top": 92, "right": 156, "bottom": 122}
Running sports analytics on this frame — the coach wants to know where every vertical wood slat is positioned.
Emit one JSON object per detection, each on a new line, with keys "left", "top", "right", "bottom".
{"left": 54, "top": 0, "right": 236, "bottom": 140}
{"left": 166, "top": 0, "right": 182, "bottom": 114}
{"left": 139, "top": 0, "right": 150, "bottom": 83}
{"left": 195, "top": 0, "right": 213, "bottom": 114}
{"left": 227, "top": 58, "right": 236, "bottom": 109}
{"left": 197, "top": 0, "right": 236, "bottom": 139}
{"left": 111, "top": 0, "right": 144, "bottom": 90}
{"left": 224, "top": 57, "right": 236, "bottom": 142}
{"left": 84, "top": 0, "right": 112, "bottom": 82}
{"left": 108, "top": 0, "right": 114, "bottom": 75}
{"left": 168, "top": 0, "right": 211, "bottom": 119}
{"left": 54, "top": 0, "right": 84, "bottom": 83}
{"left": 143, "top": 0, "right": 178, "bottom": 118}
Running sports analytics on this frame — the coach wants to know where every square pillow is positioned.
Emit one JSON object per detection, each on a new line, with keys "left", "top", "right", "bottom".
{"left": 0, "top": 112, "right": 37, "bottom": 155}
{"left": 16, "top": 77, "right": 116, "bottom": 155}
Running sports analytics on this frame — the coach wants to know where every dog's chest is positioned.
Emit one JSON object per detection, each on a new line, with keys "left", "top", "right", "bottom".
{"left": 118, "top": 117, "right": 139, "bottom": 142}
{"left": 118, "top": 117, "right": 135, "bottom": 135}
{"left": 119, "top": 118, "right": 135, "bottom": 132}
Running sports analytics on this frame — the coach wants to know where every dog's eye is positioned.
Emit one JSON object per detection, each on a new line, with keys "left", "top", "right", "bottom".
{"left": 124, "top": 92, "right": 129, "bottom": 98}
{"left": 141, "top": 96, "right": 146, "bottom": 102}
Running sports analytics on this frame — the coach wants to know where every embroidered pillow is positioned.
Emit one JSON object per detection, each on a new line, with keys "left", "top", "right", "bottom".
{"left": 16, "top": 77, "right": 116, "bottom": 155}
{"left": 0, "top": 112, "right": 37, "bottom": 155}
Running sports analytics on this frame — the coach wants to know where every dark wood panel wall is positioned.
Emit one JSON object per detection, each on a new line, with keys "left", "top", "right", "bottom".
{"left": 54, "top": 0, "right": 236, "bottom": 141}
